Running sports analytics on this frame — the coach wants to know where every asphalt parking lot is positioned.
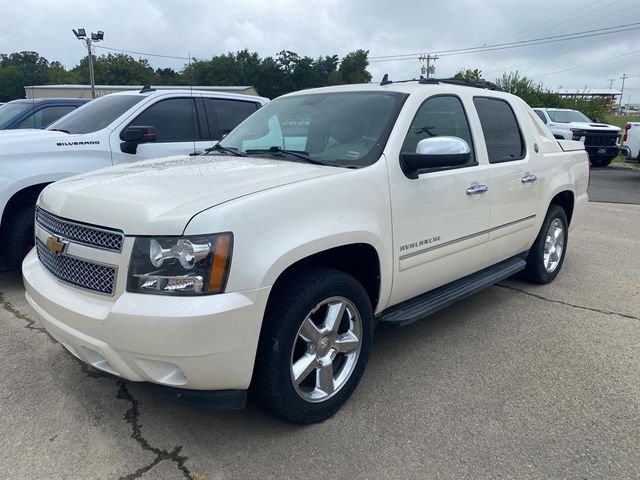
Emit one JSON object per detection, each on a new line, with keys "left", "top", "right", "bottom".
{"left": 0, "top": 167, "right": 639, "bottom": 479}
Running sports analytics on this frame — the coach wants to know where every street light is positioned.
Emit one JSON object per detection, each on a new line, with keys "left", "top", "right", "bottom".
{"left": 72, "top": 28, "right": 104, "bottom": 99}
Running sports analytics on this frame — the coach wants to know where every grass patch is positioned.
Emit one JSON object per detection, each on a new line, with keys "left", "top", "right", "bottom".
{"left": 603, "top": 115, "right": 640, "bottom": 129}
{"left": 612, "top": 156, "right": 640, "bottom": 169}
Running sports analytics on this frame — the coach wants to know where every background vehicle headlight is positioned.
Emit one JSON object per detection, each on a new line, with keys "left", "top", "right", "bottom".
{"left": 127, "top": 233, "right": 233, "bottom": 295}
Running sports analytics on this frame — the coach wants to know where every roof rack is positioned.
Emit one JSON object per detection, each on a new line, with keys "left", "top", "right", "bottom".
{"left": 379, "top": 74, "right": 503, "bottom": 91}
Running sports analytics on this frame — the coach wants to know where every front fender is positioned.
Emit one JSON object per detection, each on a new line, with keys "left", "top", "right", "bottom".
{"left": 184, "top": 160, "right": 394, "bottom": 311}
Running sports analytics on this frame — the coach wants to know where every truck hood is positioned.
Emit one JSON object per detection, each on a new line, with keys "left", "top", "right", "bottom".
{"left": 39, "top": 155, "right": 341, "bottom": 235}
{"left": 551, "top": 121, "right": 621, "bottom": 132}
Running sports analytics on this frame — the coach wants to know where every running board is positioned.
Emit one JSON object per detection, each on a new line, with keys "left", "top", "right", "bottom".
{"left": 379, "top": 256, "right": 527, "bottom": 326}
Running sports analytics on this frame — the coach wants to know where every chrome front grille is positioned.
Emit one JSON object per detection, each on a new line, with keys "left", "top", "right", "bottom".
{"left": 35, "top": 237, "right": 117, "bottom": 296}
{"left": 36, "top": 207, "right": 124, "bottom": 252}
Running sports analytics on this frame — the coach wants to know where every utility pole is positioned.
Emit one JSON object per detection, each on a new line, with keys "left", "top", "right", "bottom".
{"left": 419, "top": 54, "right": 439, "bottom": 79}
{"left": 608, "top": 78, "right": 615, "bottom": 89}
{"left": 618, "top": 73, "right": 629, "bottom": 113}
{"left": 72, "top": 28, "right": 104, "bottom": 99}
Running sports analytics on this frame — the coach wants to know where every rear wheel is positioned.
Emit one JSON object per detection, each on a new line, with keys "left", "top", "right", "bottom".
{"left": 6, "top": 205, "right": 36, "bottom": 270}
{"left": 521, "top": 204, "right": 568, "bottom": 284}
{"left": 254, "top": 267, "right": 374, "bottom": 424}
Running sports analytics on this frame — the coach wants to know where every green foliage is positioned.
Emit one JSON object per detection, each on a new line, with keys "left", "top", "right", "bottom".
{"left": 0, "top": 49, "right": 372, "bottom": 101}
{"left": 338, "top": 49, "right": 372, "bottom": 84}
{"left": 454, "top": 69, "right": 482, "bottom": 81}
{"left": 496, "top": 71, "right": 608, "bottom": 119}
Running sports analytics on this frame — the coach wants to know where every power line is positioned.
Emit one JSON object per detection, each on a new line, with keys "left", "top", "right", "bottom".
{"left": 535, "top": 49, "right": 640, "bottom": 78}
{"left": 94, "top": 44, "right": 191, "bottom": 61}
{"left": 368, "top": 22, "right": 640, "bottom": 62}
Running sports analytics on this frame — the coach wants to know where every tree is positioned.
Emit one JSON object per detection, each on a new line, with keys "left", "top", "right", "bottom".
{"left": 338, "top": 50, "right": 372, "bottom": 84}
{"left": 0, "top": 51, "right": 51, "bottom": 99}
{"left": 454, "top": 68, "right": 482, "bottom": 81}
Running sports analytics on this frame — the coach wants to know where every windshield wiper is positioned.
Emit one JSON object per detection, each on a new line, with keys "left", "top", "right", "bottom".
{"left": 244, "top": 146, "right": 330, "bottom": 166}
{"left": 204, "top": 144, "right": 247, "bottom": 157}
{"left": 48, "top": 128, "right": 70, "bottom": 134}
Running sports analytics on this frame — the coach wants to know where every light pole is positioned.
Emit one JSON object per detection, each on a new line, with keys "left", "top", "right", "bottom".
{"left": 72, "top": 28, "right": 104, "bottom": 99}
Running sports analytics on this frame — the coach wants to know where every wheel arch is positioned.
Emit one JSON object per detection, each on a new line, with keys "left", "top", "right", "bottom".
{"left": 265, "top": 242, "right": 383, "bottom": 314}
{"left": 548, "top": 189, "right": 575, "bottom": 225}
{"left": 0, "top": 182, "right": 50, "bottom": 237}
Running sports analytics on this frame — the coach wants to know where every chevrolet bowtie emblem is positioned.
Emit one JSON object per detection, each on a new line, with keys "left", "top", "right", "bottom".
{"left": 46, "top": 235, "right": 67, "bottom": 255}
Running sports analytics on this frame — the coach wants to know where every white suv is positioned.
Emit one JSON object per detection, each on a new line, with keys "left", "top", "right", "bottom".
{"left": 0, "top": 88, "right": 268, "bottom": 266}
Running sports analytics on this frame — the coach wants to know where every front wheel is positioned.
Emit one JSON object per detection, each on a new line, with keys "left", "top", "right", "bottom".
{"left": 254, "top": 267, "right": 374, "bottom": 424}
{"left": 521, "top": 205, "right": 568, "bottom": 284}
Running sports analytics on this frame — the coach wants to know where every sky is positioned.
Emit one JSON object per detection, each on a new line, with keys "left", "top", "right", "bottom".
{"left": 1, "top": 0, "right": 639, "bottom": 104}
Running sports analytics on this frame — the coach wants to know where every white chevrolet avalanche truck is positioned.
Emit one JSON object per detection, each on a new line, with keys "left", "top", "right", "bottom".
{"left": 0, "top": 88, "right": 268, "bottom": 267}
{"left": 23, "top": 79, "right": 589, "bottom": 424}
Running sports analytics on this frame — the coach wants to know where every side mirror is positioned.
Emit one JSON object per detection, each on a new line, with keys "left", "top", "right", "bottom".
{"left": 120, "top": 126, "right": 157, "bottom": 154}
{"left": 591, "top": 117, "right": 600, "bottom": 123}
{"left": 400, "top": 136, "right": 471, "bottom": 179}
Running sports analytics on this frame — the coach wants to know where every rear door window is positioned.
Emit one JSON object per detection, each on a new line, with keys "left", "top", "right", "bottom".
{"left": 16, "top": 105, "right": 77, "bottom": 129}
{"left": 474, "top": 97, "right": 525, "bottom": 163}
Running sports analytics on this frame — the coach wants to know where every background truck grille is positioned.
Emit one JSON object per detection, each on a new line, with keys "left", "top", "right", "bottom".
{"left": 36, "top": 208, "right": 124, "bottom": 252}
{"left": 36, "top": 238, "right": 117, "bottom": 295}
{"left": 583, "top": 133, "right": 619, "bottom": 147}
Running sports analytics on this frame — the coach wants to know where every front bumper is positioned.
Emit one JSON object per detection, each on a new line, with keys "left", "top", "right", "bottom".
{"left": 23, "top": 249, "right": 270, "bottom": 391}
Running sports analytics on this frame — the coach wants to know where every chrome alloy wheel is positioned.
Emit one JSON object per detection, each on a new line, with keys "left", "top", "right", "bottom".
{"left": 290, "top": 296, "right": 362, "bottom": 403}
{"left": 543, "top": 218, "right": 565, "bottom": 273}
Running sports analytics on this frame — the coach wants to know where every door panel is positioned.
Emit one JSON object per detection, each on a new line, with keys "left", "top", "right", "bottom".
{"left": 472, "top": 97, "right": 540, "bottom": 264}
{"left": 388, "top": 94, "right": 491, "bottom": 306}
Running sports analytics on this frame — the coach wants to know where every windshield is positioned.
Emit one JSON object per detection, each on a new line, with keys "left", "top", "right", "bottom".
{"left": 547, "top": 110, "right": 592, "bottom": 123}
{"left": 47, "top": 95, "right": 145, "bottom": 134}
{"left": 0, "top": 102, "right": 31, "bottom": 129}
{"left": 219, "top": 91, "right": 407, "bottom": 168}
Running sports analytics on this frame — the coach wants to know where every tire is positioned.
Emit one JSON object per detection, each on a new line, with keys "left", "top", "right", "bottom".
{"left": 589, "top": 157, "right": 612, "bottom": 168}
{"left": 6, "top": 205, "right": 36, "bottom": 270}
{"left": 253, "top": 266, "right": 374, "bottom": 424}
{"left": 521, "top": 204, "right": 568, "bottom": 284}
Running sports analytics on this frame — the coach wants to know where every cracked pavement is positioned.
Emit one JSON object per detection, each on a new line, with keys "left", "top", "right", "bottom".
{"left": 0, "top": 200, "right": 639, "bottom": 479}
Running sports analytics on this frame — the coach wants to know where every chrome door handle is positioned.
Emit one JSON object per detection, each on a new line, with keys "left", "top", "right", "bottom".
{"left": 466, "top": 184, "right": 488, "bottom": 195}
{"left": 521, "top": 174, "right": 538, "bottom": 184}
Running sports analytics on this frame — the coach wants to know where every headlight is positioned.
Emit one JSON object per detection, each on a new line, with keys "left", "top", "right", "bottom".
{"left": 127, "top": 233, "right": 233, "bottom": 295}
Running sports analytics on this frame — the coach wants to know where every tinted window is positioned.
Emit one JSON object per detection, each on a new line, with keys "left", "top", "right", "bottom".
{"left": 534, "top": 110, "right": 547, "bottom": 124}
{"left": 16, "top": 106, "right": 76, "bottom": 129}
{"left": 0, "top": 103, "right": 30, "bottom": 129}
{"left": 204, "top": 99, "right": 259, "bottom": 139}
{"left": 401, "top": 95, "right": 475, "bottom": 165}
{"left": 474, "top": 97, "right": 525, "bottom": 163}
{"left": 128, "top": 98, "right": 200, "bottom": 143}
{"left": 49, "top": 95, "right": 144, "bottom": 134}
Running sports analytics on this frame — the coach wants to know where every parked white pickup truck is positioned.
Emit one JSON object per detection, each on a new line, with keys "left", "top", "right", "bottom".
{"left": 532, "top": 108, "right": 621, "bottom": 167}
{"left": 0, "top": 88, "right": 268, "bottom": 266}
{"left": 621, "top": 121, "right": 640, "bottom": 162}
{"left": 23, "top": 79, "right": 589, "bottom": 424}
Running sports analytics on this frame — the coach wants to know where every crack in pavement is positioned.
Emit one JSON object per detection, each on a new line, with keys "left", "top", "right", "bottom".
{"left": 496, "top": 284, "right": 640, "bottom": 321}
{"left": 116, "top": 381, "right": 192, "bottom": 480}
{"left": 0, "top": 292, "right": 57, "bottom": 343}
{"left": 0, "top": 292, "right": 195, "bottom": 479}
